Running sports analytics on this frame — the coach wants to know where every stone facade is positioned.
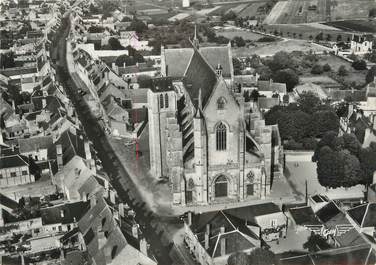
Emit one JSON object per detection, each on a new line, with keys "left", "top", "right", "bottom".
{"left": 147, "top": 37, "right": 282, "bottom": 206}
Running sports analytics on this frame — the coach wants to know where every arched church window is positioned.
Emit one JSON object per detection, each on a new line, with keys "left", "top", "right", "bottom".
{"left": 246, "top": 171, "right": 255, "bottom": 196}
{"left": 217, "top": 97, "right": 226, "bottom": 110}
{"left": 215, "top": 175, "right": 228, "bottom": 197}
{"left": 216, "top": 122, "right": 227, "bottom": 151}
{"left": 159, "top": 94, "right": 164, "bottom": 109}
{"left": 164, "top": 93, "right": 169, "bottom": 108}
{"left": 186, "top": 178, "right": 194, "bottom": 203}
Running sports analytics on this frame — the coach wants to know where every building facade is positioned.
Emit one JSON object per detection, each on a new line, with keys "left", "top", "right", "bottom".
{"left": 148, "top": 34, "right": 282, "bottom": 206}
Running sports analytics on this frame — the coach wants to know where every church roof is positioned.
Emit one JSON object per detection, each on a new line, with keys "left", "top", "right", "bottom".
{"left": 183, "top": 48, "right": 218, "bottom": 109}
{"left": 163, "top": 46, "right": 232, "bottom": 78}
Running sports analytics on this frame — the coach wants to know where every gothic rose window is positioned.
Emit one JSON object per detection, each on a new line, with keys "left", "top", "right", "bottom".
{"left": 247, "top": 171, "right": 255, "bottom": 183}
{"left": 216, "top": 122, "right": 227, "bottom": 151}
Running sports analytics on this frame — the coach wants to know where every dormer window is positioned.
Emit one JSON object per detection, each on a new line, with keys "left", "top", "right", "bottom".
{"left": 217, "top": 97, "right": 226, "bottom": 110}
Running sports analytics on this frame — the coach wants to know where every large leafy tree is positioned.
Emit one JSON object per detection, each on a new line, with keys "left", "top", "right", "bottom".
{"left": 296, "top": 91, "right": 322, "bottom": 114}
{"left": 228, "top": 252, "right": 249, "bottom": 265}
{"left": 359, "top": 144, "right": 376, "bottom": 185}
{"left": 273, "top": 68, "right": 299, "bottom": 92}
{"left": 248, "top": 248, "right": 277, "bottom": 265}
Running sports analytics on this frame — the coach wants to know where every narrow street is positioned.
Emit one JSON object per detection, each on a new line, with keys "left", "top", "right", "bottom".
{"left": 51, "top": 13, "right": 197, "bottom": 265}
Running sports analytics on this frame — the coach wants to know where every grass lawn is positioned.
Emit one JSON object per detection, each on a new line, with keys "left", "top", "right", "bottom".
{"left": 216, "top": 29, "right": 264, "bottom": 41}
{"left": 316, "top": 55, "right": 368, "bottom": 86}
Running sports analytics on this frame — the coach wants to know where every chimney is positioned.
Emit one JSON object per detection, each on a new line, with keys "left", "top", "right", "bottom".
{"left": 119, "top": 203, "right": 124, "bottom": 217}
{"left": 140, "top": 238, "right": 148, "bottom": 256}
{"left": 84, "top": 141, "right": 91, "bottom": 160}
{"left": 90, "top": 196, "right": 96, "bottom": 208}
{"left": 98, "top": 228, "right": 106, "bottom": 250}
{"left": 220, "top": 226, "right": 225, "bottom": 256}
{"left": 56, "top": 144, "right": 63, "bottom": 169}
{"left": 204, "top": 232, "right": 209, "bottom": 250}
{"left": 60, "top": 209, "right": 65, "bottom": 218}
{"left": 0, "top": 210, "right": 4, "bottom": 227}
{"left": 109, "top": 190, "right": 116, "bottom": 204}
{"left": 132, "top": 224, "right": 139, "bottom": 239}
{"left": 187, "top": 211, "right": 192, "bottom": 226}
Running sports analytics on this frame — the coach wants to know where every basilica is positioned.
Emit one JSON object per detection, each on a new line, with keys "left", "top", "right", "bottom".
{"left": 147, "top": 32, "right": 283, "bottom": 206}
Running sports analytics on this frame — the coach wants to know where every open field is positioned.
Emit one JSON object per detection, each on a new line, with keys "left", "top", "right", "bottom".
{"left": 238, "top": 2, "right": 267, "bottom": 18}
{"left": 216, "top": 28, "right": 265, "bottom": 40}
{"left": 232, "top": 39, "right": 329, "bottom": 57}
{"left": 263, "top": 23, "right": 352, "bottom": 42}
{"left": 324, "top": 20, "right": 376, "bottom": 33}
{"left": 264, "top": 0, "right": 376, "bottom": 24}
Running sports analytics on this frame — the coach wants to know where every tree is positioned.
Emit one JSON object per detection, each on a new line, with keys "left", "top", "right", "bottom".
{"left": 103, "top": 37, "right": 125, "bottom": 50}
{"left": 365, "top": 51, "right": 376, "bottom": 64}
{"left": 323, "top": 63, "right": 331, "bottom": 72}
{"left": 127, "top": 19, "right": 147, "bottom": 34}
{"left": 255, "top": 65, "right": 272, "bottom": 80}
{"left": 338, "top": 65, "right": 348, "bottom": 76}
{"left": 248, "top": 248, "right": 277, "bottom": 265}
{"left": 369, "top": 7, "right": 376, "bottom": 18}
{"left": 233, "top": 58, "right": 242, "bottom": 75}
{"left": 311, "top": 64, "right": 324, "bottom": 75}
{"left": 303, "top": 232, "right": 331, "bottom": 252}
{"left": 366, "top": 66, "right": 376, "bottom": 84}
{"left": 315, "top": 32, "right": 323, "bottom": 42}
{"left": 222, "top": 11, "right": 237, "bottom": 21}
{"left": 359, "top": 145, "right": 376, "bottom": 185}
{"left": 233, "top": 36, "right": 246, "bottom": 47}
{"left": 312, "top": 110, "right": 340, "bottom": 137}
{"left": 335, "top": 101, "right": 348, "bottom": 117}
{"left": 342, "top": 150, "right": 362, "bottom": 187}
{"left": 228, "top": 252, "right": 249, "bottom": 265}
{"left": 0, "top": 52, "right": 15, "bottom": 68}
{"left": 273, "top": 68, "right": 299, "bottom": 92}
{"left": 317, "top": 146, "right": 344, "bottom": 188}
{"left": 250, "top": 89, "right": 260, "bottom": 102}
{"left": 267, "top": 51, "right": 293, "bottom": 72}
{"left": 352, "top": 60, "right": 367, "bottom": 70}
{"left": 297, "top": 91, "right": 322, "bottom": 114}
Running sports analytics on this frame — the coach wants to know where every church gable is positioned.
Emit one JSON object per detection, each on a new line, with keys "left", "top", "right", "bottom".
{"left": 203, "top": 78, "right": 240, "bottom": 121}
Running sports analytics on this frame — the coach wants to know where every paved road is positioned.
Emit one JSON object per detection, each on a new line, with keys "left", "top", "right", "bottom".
{"left": 51, "top": 13, "right": 197, "bottom": 265}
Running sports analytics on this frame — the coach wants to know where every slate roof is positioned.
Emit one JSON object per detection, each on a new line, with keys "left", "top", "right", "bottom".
{"left": 41, "top": 201, "right": 90, "bottom": 225}
{"left": 48, "top": 129, "right": 87, "bottom": 165}
{"left": 148, "top": 77, "right": 176, "bottom": 92}
{"left": 183, "top": 48, "right": 218, "bottom": 109}
{"left": 18, "top": 136, "right": 53, "bottom": 154}
{"left": 0, "top": 155, "right": 28, "bottom": 169}
{"left": 224, "top": 202, "right": 282, "bottom": 222}
{"left": 163, "top": 45, "right": 232, "bottom": 78}
{"left": 258, "top": 97, "right": 279, "bottom": 109}
{"left": 0, "top": 66, "right": 38, "bottom": 77}
{"left": 258, "top": 80, "right": 286, "bottom": 93}
{"left": 289, "top": 206, "right": 321, "bottom": 226}
{"left": 348, "top": 203, "right": 376, "bottom": 228}
{"left": 127, "top": 108, "right": 148, "bottom": 124}
{"left": 192, "top": 211, "right": 259, "bottom": 258}
{"left": 335, "top": 228, "right": 367, "bottom": 247}
{"left": 0, "top": 193, "right": 19, "bottom": 210}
